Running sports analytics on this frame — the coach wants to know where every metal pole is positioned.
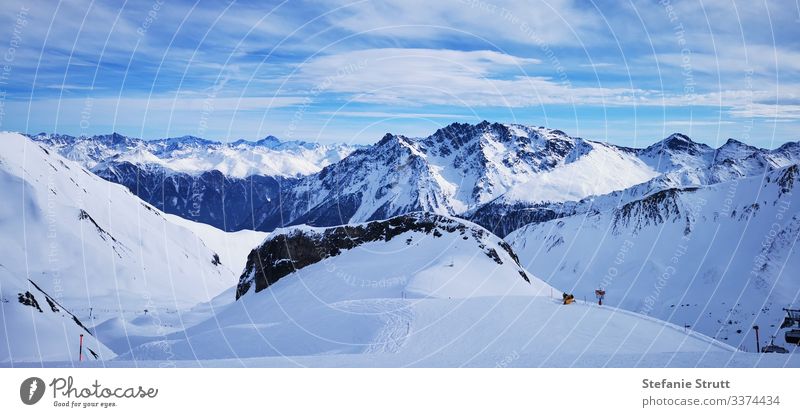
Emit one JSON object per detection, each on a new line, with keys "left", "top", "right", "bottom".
{"left": 752, "top": 326, "right": 760, "bottom": 353}
{"left": 79, "top": 334, "right": 84, "bottom": 362}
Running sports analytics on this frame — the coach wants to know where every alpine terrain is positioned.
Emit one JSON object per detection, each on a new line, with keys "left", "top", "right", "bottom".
{"left": 3, "top": 121, "right": 800, "bottom": 367}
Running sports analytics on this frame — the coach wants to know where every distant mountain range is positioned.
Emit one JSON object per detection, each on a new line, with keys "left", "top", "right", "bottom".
{"left": 30, "top": 124, "right": 800, "bottom": 236}
{"left": 29, "top": 132, "right": 360, "bottom": 230}
{"left": 28, "top": 132, "right": 360, "bottom": 178}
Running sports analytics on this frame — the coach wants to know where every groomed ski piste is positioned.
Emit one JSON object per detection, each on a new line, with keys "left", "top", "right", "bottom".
{"left": 11, "top": 299, "right": 800, "bottom": 367}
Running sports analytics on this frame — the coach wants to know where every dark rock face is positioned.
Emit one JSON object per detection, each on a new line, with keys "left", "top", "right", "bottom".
{"left": 94, "top": 162, "right": 286, "bottom": 231}
{"left": 248, "top": 122, "right": 582, "bottom": 231}
{"left": 776, "top": 164, "right": 798, "bottom": 196}
{"left": 466, "top": 201, "right": 571, "bottom": 237}
{"left": 236, "top": 212, "right": 530, "bottom": 299}
{"left": 611, "top": 188, "right": 696, "bottom": 234}
{"left": 660, "top": 133, "right": 711, "bottom": 155}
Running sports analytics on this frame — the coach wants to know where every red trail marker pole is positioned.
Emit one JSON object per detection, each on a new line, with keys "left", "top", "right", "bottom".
{"left": 79, "top": 334, "right": 84, "bottom": 362}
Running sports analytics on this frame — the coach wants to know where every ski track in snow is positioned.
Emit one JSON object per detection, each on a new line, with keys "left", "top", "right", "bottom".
{"left": 331, "top": 299, "right": 414, "bottom": 354}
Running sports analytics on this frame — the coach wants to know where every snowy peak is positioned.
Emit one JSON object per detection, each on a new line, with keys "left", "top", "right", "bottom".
{"left": 714, "top": 138, "right": 760, "bottom": 161}
{"left": 422, "top": 121, "right": 576, "bottom": 169}
{"left": 250, "top": 122, "right": 698, "bottom": 231}
{"left": 151, "top": 135, "right": 219, "bottom": 151}
{"left": 635, "top": 132, "right": 800, "bottom": 188}
{"left": 425, "top": 120, "right": 516, "bottom": 152}
{"left": 250, "top": 122, "right": 573, "bottom": 228}
{"left": 656, "top": 133, "right": 712, "bottom": 154}
{"left": 30, "top": 132, "right": 359, "bottom": 178}
{"left": 28, "top": 124, "right": 800, "bottom": 238}
{"left": 254, "top": 135, "right": 282, "bottom": 147}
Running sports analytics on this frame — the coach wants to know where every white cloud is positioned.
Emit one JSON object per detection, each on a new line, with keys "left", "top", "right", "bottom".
{"left": 318, "top": 111, "right": 473, "bottom": 119}
{"left": 579, "top": 63, "right": 616, "bottom": 69}
{"left": 655, "top": 47, "right": 800, "bottom": 75}
{"left": 726, "top": 103, "right": 800, "bottom": 120}
{"left": 89, "top": 96, "right": 307, "bottom": 112}
{"left": 319, "top": 0, "right": 600, "bottom": 47}
{"left": 661, "top": 120, "right": 736, "bottom": 126}
{"left": 292, "top": 48, "right": 649, "bottom": 107}
{"left": 44, "top": 84, "right": 96, "bottom": 91}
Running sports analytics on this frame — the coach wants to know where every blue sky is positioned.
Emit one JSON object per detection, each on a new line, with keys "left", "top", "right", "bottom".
{"left": 0, "top": 0, "right": 798, "bottom": 147}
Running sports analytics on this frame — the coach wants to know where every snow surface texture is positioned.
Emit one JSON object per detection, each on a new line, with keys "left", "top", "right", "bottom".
{"left": 117, "top": 214, "right": 746, "bottom": 367}
{"left": 0, "top": 132, "right": 265, "bottom": 363}
{"left": 507, "top": 164, "right": 800, "bottom": 351}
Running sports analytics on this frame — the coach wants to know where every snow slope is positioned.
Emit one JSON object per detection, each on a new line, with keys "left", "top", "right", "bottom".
{"left": 163, "top": 213, "right": 266, "bottom": 275}
{"left": 0, "top": 132, "right": 262, "bottom": 363}
{"left": 500, "top": 140, "right": 658, "bottom": 204}
{"left": 507, "top": 165, "right": 800, "bottom": 349}
{"left": 0, "top": 268, "right": 114, "bottom": 363}
{"left": 119, "top": 214, "right": 733, "bottom": 366}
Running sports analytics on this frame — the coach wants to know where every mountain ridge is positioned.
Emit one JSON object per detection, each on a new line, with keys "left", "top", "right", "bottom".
{"left": 22, "top": 123, "right": 800, "bottom": 236}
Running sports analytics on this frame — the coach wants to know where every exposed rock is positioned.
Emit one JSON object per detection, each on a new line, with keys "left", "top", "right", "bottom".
{"left": 236, "top": 212, "right": 530, "bottom": 299}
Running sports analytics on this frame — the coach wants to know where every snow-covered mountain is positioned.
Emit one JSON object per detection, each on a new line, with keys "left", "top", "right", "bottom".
{"left": 30, "top": 132, "right": 359, "bottom": 178}
{"left": 250, "top": 122, "right": 660, "bottom": 230}
{"left": 120, "top": 213, "right": 737, "bottom": 366}
{"left": 469, "top": 132, "right": 800, "bottom": 236}
{"left": 507, "top": 164, "right": 800, "bottom": 350}
{"left": 92, "top": 161, "right": 288, "bottom": 231}
{"left": 30, "top": 132, "right": 357, "bottom": 231}
{"left": 32, "top": 124, "right": 800, "bottom": 238}
{"left": 0, "top": 132, "right": 266, "bottom": 363}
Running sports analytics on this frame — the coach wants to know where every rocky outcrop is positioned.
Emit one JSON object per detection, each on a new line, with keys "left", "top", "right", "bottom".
{"left": 236, "top": 212, "right": 530, "bottom": 299}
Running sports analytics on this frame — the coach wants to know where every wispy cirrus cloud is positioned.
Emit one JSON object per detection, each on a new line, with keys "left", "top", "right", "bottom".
{"left": 318, "top": 111, "right": 473, "bottom": 119}
{"left": 291, "top": 47, "right": 650, "bottom": 107}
